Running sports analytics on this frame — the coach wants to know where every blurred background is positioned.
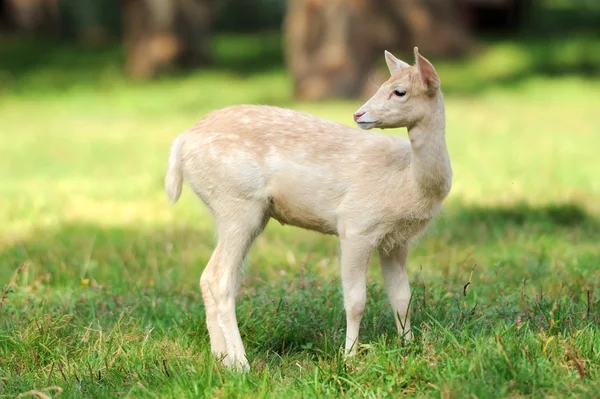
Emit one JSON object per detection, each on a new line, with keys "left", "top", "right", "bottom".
{"left": 0, "top": 0, "right": 599, "bottom": 291}
{"left": 0, "top": 0, "right": 598, "bottom": 98}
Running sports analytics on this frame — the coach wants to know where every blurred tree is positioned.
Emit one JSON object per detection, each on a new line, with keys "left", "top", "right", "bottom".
{"left": 1, "top": 0, "right": 60, "bottom": 33}
{"left": 457, "top": 0, "right": 528, "bottom": 34}
{"left": 1, "top": 0, "right": 121, "bottom": 44}
{"left": 284, "top": 0, "right": 473, "bottom": 100}
{"left": 60, "top": 0, "right": 121, "bottom": 45}
{"left": 122, "top": 0, "right": 222, "bottom": 79}
{"left": 215, "top": 0, "right": 285, "bottom": 32}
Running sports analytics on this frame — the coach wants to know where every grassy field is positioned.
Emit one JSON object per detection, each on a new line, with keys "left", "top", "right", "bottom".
{"left": 1, "top": 33, "right": 600, "bottom": 398}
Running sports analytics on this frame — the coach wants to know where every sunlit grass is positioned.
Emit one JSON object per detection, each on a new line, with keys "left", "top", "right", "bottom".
{"left": 1, "top": 33, "right": 599, "bottom": 397}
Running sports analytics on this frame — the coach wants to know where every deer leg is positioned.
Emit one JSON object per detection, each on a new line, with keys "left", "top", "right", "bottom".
{"left": 340, "top": 237, "right": 374, "bottom": 356}
{"left": 200, "top": 250, "right": 227, "bottom": 360}
{"left": 202, "top": 202, "right": 267, "bottom": 370}
{"left": 378, "top": 244, "right": 412, "bottom": 341}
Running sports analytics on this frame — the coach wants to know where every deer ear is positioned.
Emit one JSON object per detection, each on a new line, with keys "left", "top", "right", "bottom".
{"left": 384, "top": 50, "right": 410, "bottom": 76}
{"left": 414, "top": 47, "right": 440, "bottom": 95}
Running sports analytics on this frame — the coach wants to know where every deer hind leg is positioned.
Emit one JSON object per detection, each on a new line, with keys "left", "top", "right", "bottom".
{"left": 378, "top": 244, "right": 412, "bottom": 341}
{"left": 200, "top": 251, "right": 227, "bottom": 360}
{"left": 340, "top": 237, "right": 374, "bottom": 356}
{"left": 200, "top": 200, "right": 268, "bottom": 370}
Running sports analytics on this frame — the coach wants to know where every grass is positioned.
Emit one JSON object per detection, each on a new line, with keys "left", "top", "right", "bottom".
{"left": 1, "top": 32, "right": 600, "bottom": 398}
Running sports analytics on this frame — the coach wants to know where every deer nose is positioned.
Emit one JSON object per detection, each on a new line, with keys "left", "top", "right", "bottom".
{"left": 353, "top": 111, "right": 365, "bottom": 121}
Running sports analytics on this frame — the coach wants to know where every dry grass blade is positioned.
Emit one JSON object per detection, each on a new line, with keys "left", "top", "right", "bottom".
{"left": 162, "top": 359, "right": 171, "bottom": 378}
{"left": 463, "top": 265, "right": 476, "bottom": 296}
{"left": 586, "top": 290, "right": 592, "bottom": 319}
{"left": 47, "top": 362, "right": 55, "bottom": 386}
{"left": 0, "top": 263, "right": 28, "bottom": 310}
{"left": 568, "top": 349, "right": 586, "bottom": 380}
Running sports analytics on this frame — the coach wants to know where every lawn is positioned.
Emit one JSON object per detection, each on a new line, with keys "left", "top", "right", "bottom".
{"left": 1, "top": 33, "right": 599, "bottom": 398}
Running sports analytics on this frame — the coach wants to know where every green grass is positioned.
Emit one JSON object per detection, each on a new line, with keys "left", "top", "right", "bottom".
{"left": 1, "top": 33, "right": 600, "bottom": 398}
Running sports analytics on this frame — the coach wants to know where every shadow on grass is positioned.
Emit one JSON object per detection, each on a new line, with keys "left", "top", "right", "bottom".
{"left": 0, "top": 37, "right": 125, "bottom": 95}
{"left": 443, "top": 34, "right": 600, "bottom": 95}
{"left": 1, "top": 202, "right": 598, "bottom": 283}
{"left": 454, "top": 202, "right": 590, "bottom": 227}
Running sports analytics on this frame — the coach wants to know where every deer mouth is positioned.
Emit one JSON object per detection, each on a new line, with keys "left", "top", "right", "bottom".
{"left": 356, "top": 121, "right": 379, "bottom": 130}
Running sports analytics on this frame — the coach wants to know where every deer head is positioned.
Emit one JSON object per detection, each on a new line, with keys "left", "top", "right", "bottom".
{"left": 353, "top": 47, "right": 441, "bottom": 130}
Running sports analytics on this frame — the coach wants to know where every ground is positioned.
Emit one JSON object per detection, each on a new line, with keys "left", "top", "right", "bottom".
{"left": 0, "top": 33, "right": 599, "bottom": 398}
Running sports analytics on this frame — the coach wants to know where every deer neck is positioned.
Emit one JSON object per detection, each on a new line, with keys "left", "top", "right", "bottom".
{"left": 407, "top": 94, "right": 452, "bottom": 200}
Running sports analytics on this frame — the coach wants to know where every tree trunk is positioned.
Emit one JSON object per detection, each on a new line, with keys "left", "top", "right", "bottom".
{"left": 122, "top": 0, "right": 219, "bottom": 79}
{"left": 284, "top": 0, "right": 473, "bottom": 100}
{"left": 2, "top": 0, "right": 60, "bottom": 34}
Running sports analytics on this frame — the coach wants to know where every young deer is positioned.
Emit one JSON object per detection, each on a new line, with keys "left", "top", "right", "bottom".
{"left": 165, "top": 47, "right": 452, "bottom": 370}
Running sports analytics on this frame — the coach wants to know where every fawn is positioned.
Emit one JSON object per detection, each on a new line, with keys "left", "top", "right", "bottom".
{"left": 165, "top": 47, "right": 452, "bottom": 370}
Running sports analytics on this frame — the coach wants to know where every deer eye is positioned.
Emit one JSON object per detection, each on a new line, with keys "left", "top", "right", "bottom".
{"left": 394, "top": 88, "right": 407, "bottom": 97}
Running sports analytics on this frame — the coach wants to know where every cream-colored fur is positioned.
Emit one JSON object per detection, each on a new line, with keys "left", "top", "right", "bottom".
{"left": 165, "top": 47, "right": 452, "bottom": 370}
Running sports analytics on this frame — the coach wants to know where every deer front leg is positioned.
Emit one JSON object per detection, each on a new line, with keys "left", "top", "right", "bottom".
{"left": 340, "top": 237, "right": 374, "bottom": 356}
{"left": 379, "top": 245, "right": 412, "bottom": 341}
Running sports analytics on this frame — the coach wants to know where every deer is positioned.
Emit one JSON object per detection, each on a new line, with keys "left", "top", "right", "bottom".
{"left": 165, "top": 47, "right": 452, "bottom": 370}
